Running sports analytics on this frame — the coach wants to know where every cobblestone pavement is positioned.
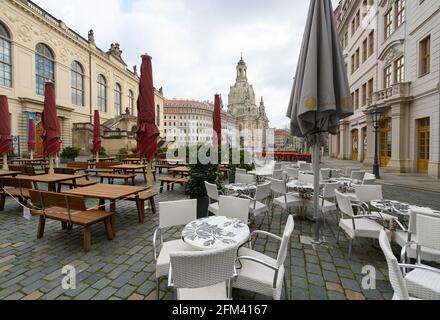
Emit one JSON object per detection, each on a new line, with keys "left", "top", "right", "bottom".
{"left": 4, "top": 168, "right": 438, "bottom": 301}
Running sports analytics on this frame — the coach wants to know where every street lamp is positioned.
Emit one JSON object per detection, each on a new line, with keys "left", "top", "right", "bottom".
{"left": 370, "top": 106, "right": 382, "bottom": 179}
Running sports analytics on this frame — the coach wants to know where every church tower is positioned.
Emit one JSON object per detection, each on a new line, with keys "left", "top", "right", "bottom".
{"left": 236, "top": 55, "right": 248, "bottom": 82}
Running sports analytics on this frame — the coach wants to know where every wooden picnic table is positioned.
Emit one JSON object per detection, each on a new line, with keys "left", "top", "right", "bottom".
{"left": 18, "top": 174, "right": 87, "bottom": 192}
{"left": 11, "top": 159, "right": 48, "bottom": 170}
{"left": 168, "top": 166, "right": 190, "bottom": 178}
{"left": 63, "top": 184, "right": 148, "bottom": 226}
{"left": 0, "top": 170, "right": 21, "bottom": 177}
{"left": 121, "top": 158, "right": 141, "bottom": 164}
{"left": 111, "top": 164, "right": 149, "bottom": 183}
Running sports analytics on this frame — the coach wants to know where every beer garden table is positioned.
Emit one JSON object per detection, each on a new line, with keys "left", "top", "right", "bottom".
{"left": 18, "top": 174, "right": 87, "bottom": 192}
{"left": 0, "top": 170, "right": 21, "bottom": 177}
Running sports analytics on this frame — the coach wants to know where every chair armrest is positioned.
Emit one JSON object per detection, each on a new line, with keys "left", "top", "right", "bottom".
{"left": 399, "top": 263, "right": 440, "bottom": 275}
{"left": 152, "top": 228, "right": 161, "bottom": 261}
{"left": 400, "top": 241, "right": 416, "bottom": 265}
{"left": 236, "top": 256, "right": 280, "bottom": 288}
{"left": 168, "top": 265, "right": 174, "bottom": 288}
{"left": 250, "top": 230, "right": 282, "bottom": 242}
{"left": 394, "top": 220, "right": 407, "bottom": 232}
{"left": 238, "top": 194, "right": 255, "bottom": 201}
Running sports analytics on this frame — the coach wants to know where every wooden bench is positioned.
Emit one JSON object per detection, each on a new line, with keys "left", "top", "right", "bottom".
{"left": 154, "top": 164, "right": 175, "bottom": 174}
{"left": 0, "top": 177, "right": 33, "bottom": 211}
{"left": 53, "top": 168, "right": 98, "bottom": 191}
{"left": 85, "top": 162, "right": 122, "bottom": 175}
{"left": 66, "top": 162, "right": 89, "bottom": 172}
{"left": 29, "top": 190, "right": 114, "bottom": 252}
{"left": 98, "top": 173, "right": 136, "bottom": 185}
{"left": 125, "top": 190, "right": 157, "bottom": 215}
{"left": 159, "top": 177, "right": 189, "bottom": 193}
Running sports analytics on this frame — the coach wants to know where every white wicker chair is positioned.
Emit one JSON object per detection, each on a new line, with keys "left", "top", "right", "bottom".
{"left": 345, "top": 167, "right": 361, "bottom": 177}
{"left": 335, "top": 190, "right": 385, "bottom": 258}
{"left": 235, "top": 173, "right": 256, "bottom": 184}
{"left": 299, "top": 163, "right": 312, "bottom": 171}
{"left": 154, "top": 199, "right": 197, "bottom": 299}
{"left": 320, "top": 169, "right": 331, "bottom": 181}
{"left": 205, "top": 181, "right": 222, "bottom": 216}
{"left": 168, "top": 246, "right": 237, "bottom": 300}
{"left": 350, "top": 170, "right": 366, "bottom": 182}
{"left": 285, "top": 167, "right": 299, "bottom": 181}
{"left": 271, "top": 178, "right": 302, "bottom": 216}
{"left": 236, "top": 168, "right": 247, "bottom": 175}
{"left": 362, "top": 173, "right": 376, "bottom": 185}
{"left": 240, "top": 182, "right": 272, "bottom": 224}
{"left": 234, "top": 215, "right": 294, "bottom": 300}
{"left": 272, "top": 170, "right": 284, "bottom": 181}
{"left": 379, "top": 230, "right": 440, "bottom": 300}
{"left": 218, "top": 196, "right": 251, "bottom": 224}
{"left": 298, "top": 172, "right": 314, "bottom": 185}
{"left": 353, "top": 185, "right": 396, "bottom": 221}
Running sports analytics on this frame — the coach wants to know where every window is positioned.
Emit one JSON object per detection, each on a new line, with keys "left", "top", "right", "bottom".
{"left": 351, "top": 19, "right": 356, "bottom": 36}
{"left": 394, "top": 56, "right": 405, "bottom": 83}
{"left": 419, "top": 35, "right": 430, "bottom": 77}
{"left": 368, "top": 31, "right": 374, "bottom": 57}
{"left": 368, "top": 78, "right": 374, "bottom": 103}
{"left": 128, "top": 90, "right": 134, "bottom": 115}
{"left": 395, "top": 0, "right": 405, "bottom": 29}
{"left": 35, "top": 43, "right": 55, "bottom": 96}
{"left": 114, "top": 83, "right": 122, "bottom": 116}
{"left": 355, "top": 48, "right": 360, "bottom": 70}
{"left": 384, "top": 9, "right": 393, "bottom": 39}
{"left": 0, "top": 22, "right": 11, "bottom": 87}
{"left": 97, "top": 74, "right": 107, "bottom": 112}
{"left": 355, "top": 89, "right": 359, "bottom": 109}
{"left": 356, "top": 10, "right": 361, "bottom": 29}
{"left": 362, "top": 38, "right": 368, "bottom": 63}
{"left": 71, "top": 61, "right": 84, "bottom": 106}
{"left": 362, "top": 83, "right": 367, "bottom": 107}
{"left": 384, "top": 64, "right": 392, "bottom": 88}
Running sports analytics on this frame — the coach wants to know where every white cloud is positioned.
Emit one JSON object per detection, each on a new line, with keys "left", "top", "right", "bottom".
{"left": 34, "top": 0, "right": 341, "bottom": 128}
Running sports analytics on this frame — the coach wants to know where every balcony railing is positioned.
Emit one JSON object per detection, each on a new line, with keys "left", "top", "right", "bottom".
{"left": 369, "top": 82, "right": 411, "bottom": 106}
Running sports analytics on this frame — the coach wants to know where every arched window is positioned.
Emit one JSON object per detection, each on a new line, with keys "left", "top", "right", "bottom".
{"left": 35, "top": 43, "right": 55, "bottom": 95}
{"left": 71, "top": 61, "right": 84, "bottom": 106}
{"left": 156, "top": 105, "right": 161, "bottom": 126}
{"left": 128, "top": 90, "right": 134, "bottom": 115}
{"left": 0, "top": 22, "right": 11, "bottom": 87}
{"left": 114, "top": 83, "right": 122, "bottom": 116}
{"left": 97, "top": 74, "right": 107, "bottom": 112}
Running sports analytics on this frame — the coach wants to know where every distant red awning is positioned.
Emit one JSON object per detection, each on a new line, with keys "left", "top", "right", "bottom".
{"left": 28, "top": 118, "right": 36, "bottom": 152}
{"left": 0, "top": 95, "right": 13, "bottom": 156}
{"left": 213, "top": 94, "right": 222, "bottom": 146}
{"left": 93, "top": 110, "right": 102, "bottom": 152}
{"left": 42, "top": 82, "right": 61, "bottom": 157}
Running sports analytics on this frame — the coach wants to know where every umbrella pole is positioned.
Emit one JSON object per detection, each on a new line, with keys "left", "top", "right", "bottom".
{"left": 146, "top": 160, "right": 153, "bottom": 189}
{"left": 30, "top": 150, "right": 34, "bottom": 160}
{"left": 2, "top": 154, "right": 8, "bottom": 170}
{"left": 49, "top": 156, "right": 54, "bottom": 174}
{"left": 96, "top": 152, "right": 99, "bottom": 163}
{"left": 312, "top": 143, "right": 322, "bottom": 244}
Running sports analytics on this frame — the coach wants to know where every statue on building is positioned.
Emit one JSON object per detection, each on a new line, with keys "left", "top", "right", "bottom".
{"left": 88, "top": 30, "right": 95, "bottom": 44}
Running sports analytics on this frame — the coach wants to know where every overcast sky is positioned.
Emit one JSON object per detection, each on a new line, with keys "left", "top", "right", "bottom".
{"left": 34, "top": 0, "right": 340, "bottom": 128}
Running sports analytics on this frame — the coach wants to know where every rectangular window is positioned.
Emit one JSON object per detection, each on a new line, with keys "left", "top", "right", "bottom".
{"left": 384, "top": 9, "right": 393, "bottom": 39}
{"left": 355, "top": 48, "right": 360, "bottom": 70}
{"left": 394, "top": 56, "right": 405, "bottom": 83}
{"left": 356, "top": 10, "right": 361, "bottom": 29}
{"left": 419, "top": 35, "right": 431, "bottom": 77}
{"left": 384, "top": 65, "right": 392, "bottom": 88}
{"left": 395, "top": 0, "right": 405, "bottom": 29}
{"left": 362, "top": 83, "right": 367, "bottom": 107}
{"left": 355, "top": 89, "right": 359, "bottom": 109}
{"left": 368, "top": 30, "right": 374, "bottom": 57}
{"left": 351, "top": 54, "right": 355, "bottom": 74}
{"left": 368, "top": 78, "right": 374, "bottom": 103}
{"left": 362, "top": 38, "right": 368, "bottom": 63}
{"left": 351, "top": 18, "right": 356, "bottom": 36}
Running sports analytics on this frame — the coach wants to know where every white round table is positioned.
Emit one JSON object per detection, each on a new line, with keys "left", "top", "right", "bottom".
{"left": 224, "top": 183, "right": 257, "bottom": 195}
{"left": 182, "top": 216, "right": 250, "bottom": 251}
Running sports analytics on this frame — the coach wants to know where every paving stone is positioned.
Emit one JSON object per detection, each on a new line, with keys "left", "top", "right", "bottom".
{"left": 323, "top": 270, "right": 340, "bottom": 283}
{"left": 326, "top": 282, "right": 344, "bottom": 294}
{"left": 291, "top": 276, "right": 308, "bottom": 289}
{"left": 341, "top": 278, "right": 362, "bottom": 292}
{"left": 115, "top": 284, "right": 136, "bottom": 299}
{"left": 111, "top": 271, "right": 136, "bottom": 288}
{"left": 305, "top": 263, "right": 322, "bottom": 275}
{"left": 307, "top": 274, "right": 325, "bottom": 287}
{"left": 75, "top": 287, "right": 99, "bottom": 300}
{"left": 91, "top": 287, "right": 118, "bottom": 300}
{"left": 137, "top": 280, "right": 156, "bottom": 296}
{"left": 345, "top": 290, "right": 366, "bottom": 300}
{"left": 336, "top": 267, "right": 355, "bottom": 279}
{"left": 328, "top": 291, "right": 346, "bottom": 300}
{"left": 22, "top": 290, "right": 44, "bottom": 300}
{"left": 309, "top": 284, "right": 328, "bottom": 300}
{"left": 291, "top": 287, "right": 309, "bottom": 300}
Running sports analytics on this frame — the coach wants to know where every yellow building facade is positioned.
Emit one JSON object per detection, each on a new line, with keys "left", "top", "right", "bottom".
{"left": 0, "top": 0, "right": 164, "bottom": 156}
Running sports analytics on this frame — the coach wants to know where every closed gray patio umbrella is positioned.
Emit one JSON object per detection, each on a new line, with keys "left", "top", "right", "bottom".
{"left": 286, "top": 0, "right": 353, "bottom": 242}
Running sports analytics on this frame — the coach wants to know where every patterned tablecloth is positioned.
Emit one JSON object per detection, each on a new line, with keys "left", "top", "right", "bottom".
{"left": 223, "top": 183, "right": 257, "bottom": 195}
{"left": 370, "top": 200, "right": 437, "bottom": 217}
{"left": 182, "top": 216, "right": 250, "bottom": 251}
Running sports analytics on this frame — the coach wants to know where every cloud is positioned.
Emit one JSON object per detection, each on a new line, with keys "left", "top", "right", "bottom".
{"left": 34, "top": 0, "right": 341, "bottom": 128}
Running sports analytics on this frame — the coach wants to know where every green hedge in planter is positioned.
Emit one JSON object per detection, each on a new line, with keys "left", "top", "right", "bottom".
{"left": 61, "top": 147, "right": 80, "bottom": 159}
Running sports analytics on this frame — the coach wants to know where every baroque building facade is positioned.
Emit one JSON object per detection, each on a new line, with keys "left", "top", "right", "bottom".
{"left": 329, "top": 0, "right": 440, "bottom": 178}
{"left": 227, "top": 57, "right": 269, "bottom": 151}
{"left": 0, "top": 0, "right": 164, "bottom": 155}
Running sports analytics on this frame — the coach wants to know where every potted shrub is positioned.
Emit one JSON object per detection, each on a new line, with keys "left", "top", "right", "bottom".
{"left": 60, "top": 147, "right": 80, "bottom": 164}
{"left": 186, "top": 145, "right": 223, "bottom": 218}
{"left": 131, "top": 147, "right": 138, "bottom": 155}
{"left": 228, "top": 149, "right": 255, "bottom": 183}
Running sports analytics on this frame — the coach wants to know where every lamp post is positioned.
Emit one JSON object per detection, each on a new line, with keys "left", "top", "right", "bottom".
{"left": 370, "top": 106, "right": 382, "bottom": 179}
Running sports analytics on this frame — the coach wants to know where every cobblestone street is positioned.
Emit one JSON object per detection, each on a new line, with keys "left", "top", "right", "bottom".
{"left": 2, "top": 170, "right": 428, "bottom": 301}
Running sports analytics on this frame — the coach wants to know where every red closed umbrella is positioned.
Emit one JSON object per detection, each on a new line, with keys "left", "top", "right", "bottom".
{"left": 0, "top": 95, "right": 13, "bottom": 156}
{"left": 42, "top": 82, "right": 61, "bottom": 172}
{"left": 136, "top": 54, "right": 160, "bottom": 162}
{"left": 93, "top": 110, "right": 102, "bottom": 160}
{"left": 28, "top": 118, "right": 36, "bottom": 159}
{"left": 213, "top": 94, "right": 222, "bottom": 146}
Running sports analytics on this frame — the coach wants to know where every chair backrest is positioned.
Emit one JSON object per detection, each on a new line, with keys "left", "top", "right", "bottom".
{"left": 299, "top": 163, "right": 311, "bottom": 171}
{"left": 379, "top": 230, "right": 410, "bottom": 300}
{"left": 235, "top": 168, "right": 247, "bottom": 175}
{"left": 255, "top": 182, "right": 272, "bottom": 201}
{"left": 170, "top": 246, "right": 237, "bottom": 290}
{"left": 158, "top": 199, "right": 197, "bottom": 229}
{"left": 29, "top": 190, "right": 86, "bottom": 212}
{"left": 272, "top": 170, "right": 283, "bottom": 180}
{"left": 322, "top": 183, "right": 340, "bottom": 199}
{"left": 298, "top": 172, "right": 314, "bottom": 185}
{"left": 23, "top": 166, "right": 36, "bottom": 176}
{"left": 363, "top": 173, "right": 376, "bottom": 185}
{"left": 274, "top": 163, "right": 283, "bottom": 171}
{"left": 205, "top": 181, "right": 220, "bottom": 202}
{"left": 320, "top": 169, "right": 331, "bottom": 181}
{"left": 345, "top": 167, "right": 361, "bottom": 177}
{"left": 354, "top": 185, "right": 383, "bottom": 203}
{"left": 96, "top": 162, "right": 121, "bottom": 169}
{"left": 8, "top": 165, "right": 24, "bottom": 173}
{"left": 52, "top": 167, "right": 75, "bottom": 175}
{"left": 335, "top": 190, "right": 355, "bottom": 217}
{"left": 416, "top": 212, "right": 440, "bottom": 251}
{"left": 0, "top": 177, "right": 21, "bottom": 188}
{"left": 218, "top": 196, "right": 250, "bottom": 224}
{"left": 351, "top": 171, "right": 366, "bottom": 181}
{"left": 269, "top": 178, "right": 287, "bottom": 195}
{"left": 235, "top": 173, "right": 256, "bottom": 184}
{"left": 67, "top": 162, "right": 88, "bottom": 169}
{"left": 285, "top": 167, "right": 298, "bottom": 179}
{"left": 276, "top": 215, "right": 294, "bottom": 267}
{"left": 331, "top": 169, "right": 342, "bottom": 178}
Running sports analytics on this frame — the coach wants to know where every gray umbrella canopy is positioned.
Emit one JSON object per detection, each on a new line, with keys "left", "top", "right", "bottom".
{"left": 286, "top": 0, "right": 353, "bottom": 243}
{"left": 287, "top": 0, "right": 352, "bottom": 139}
